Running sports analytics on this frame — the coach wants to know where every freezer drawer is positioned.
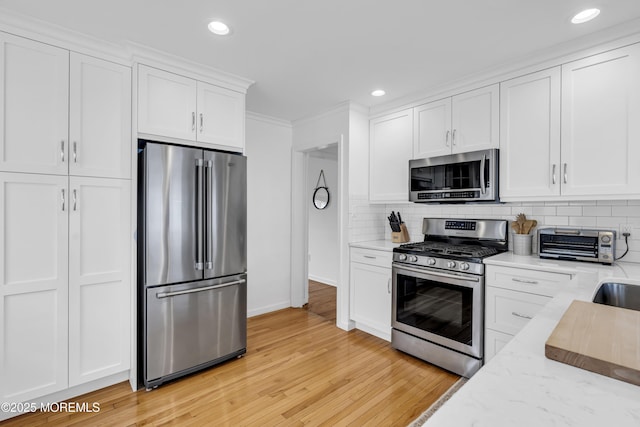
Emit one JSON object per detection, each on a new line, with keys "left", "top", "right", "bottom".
{"left": 144, "top": 274, "right": 247, "bottom": 387}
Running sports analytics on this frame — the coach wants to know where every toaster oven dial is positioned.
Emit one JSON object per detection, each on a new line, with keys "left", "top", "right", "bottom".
{"left": 601, "top": 235, "right": 611, "bottom": 244}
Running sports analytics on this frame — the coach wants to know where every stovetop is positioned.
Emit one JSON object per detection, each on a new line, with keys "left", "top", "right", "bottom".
{"left": 392, "top": 218, "right": 508, "bottom": 275}
{"left": 395, "top": 241, "right": 500, "bottom": 260}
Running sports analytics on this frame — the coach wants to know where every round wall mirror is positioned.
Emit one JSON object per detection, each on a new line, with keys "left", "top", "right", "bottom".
{"left": 313, "top": 187, "right": 330, "bottom": 210}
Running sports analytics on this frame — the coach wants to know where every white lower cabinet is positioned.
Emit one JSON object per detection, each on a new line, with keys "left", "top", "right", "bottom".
{"left": 0, "top": 172, "right": 130, "bottom": 402}
{"left": 349, "top": 248, "right": 392, "bottom": 341}
{"left": 484, "top": 264, "right": 572, "bottom": 363}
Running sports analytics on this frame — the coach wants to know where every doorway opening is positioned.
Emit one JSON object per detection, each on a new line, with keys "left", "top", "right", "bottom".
{"left": 305, "top": 144, "right": 338, "bottom": 323}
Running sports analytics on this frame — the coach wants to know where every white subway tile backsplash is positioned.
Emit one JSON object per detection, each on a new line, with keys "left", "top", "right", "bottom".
{"left": 583, "top": 206, "right": 612, "bottom": 216}
{"left": 532, "top": 206, "right": 557, "bottom": 216}
{"left": 612, "top": 206, "right": 640, "bottom": 217}
{"left": 556, "top": 206, "right": 582, "bottom": 216}
{"left": 348, "top": 198, "right": 639, "bottom": 263}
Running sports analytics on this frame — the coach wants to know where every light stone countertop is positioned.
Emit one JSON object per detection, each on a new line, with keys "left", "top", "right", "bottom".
{"left": 425, "top": 254, "right": 640, "bottom": 427}
{"left": 349, "top": 240, "right": 402, "bottom": 252}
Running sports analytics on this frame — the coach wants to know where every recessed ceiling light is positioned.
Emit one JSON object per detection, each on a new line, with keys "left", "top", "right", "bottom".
{"left": 208, "top": 21, "right": 230, "bottom": 35}
{"left": 571, "top": 8, "right": 600, "bottom": 24}
{"left": 371, "top": 89, "right": 386, "bottom": 97}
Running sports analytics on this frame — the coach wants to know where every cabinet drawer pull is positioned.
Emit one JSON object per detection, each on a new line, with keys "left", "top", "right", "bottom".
{"left": 60, "top": 140, "right": 65, "bottom": 163}
{"left": 511, "top": 311, "right": 533, "bottom": 320}
{"left": 563, "top": 163, "right": 568, "bottom": 184}
{"left": 61, "top": 188, "right": 65, "bottom": 211}
{"left": 363, "top": 255, "right": 377, "bottom": 259}
{"left": 552, "top": 164, "right": 556, "bottom": 185}
{"left": 445, "top": 130, "right": 450, "bottom": 147}
{"left": 200, "top": 113, "right": 203, "bottom": 132}
{"left": 192, "top": 112, "right": 196, "bottom": 131}
{"left": 512, "top": 278, "right": 538, "bottom": 285}
{"left": 72, "top": 189, "right": 77, "bottom": 211}
{"left": 387, "top": 278, "right": 391, "bottom": 294}
{"left": 452, "top": 129, "right": 457, "bottom": 145}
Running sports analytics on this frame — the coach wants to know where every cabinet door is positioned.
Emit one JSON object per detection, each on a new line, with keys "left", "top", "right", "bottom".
{"left": 138, "top": 65, "right": 197, "bottom": 141}
{"left": 0, "top": 172, "right": 68, "bottom": 401}
{"left": 68, "top": 177, "right": 130, "bottom": 386}
{"left": 69, "top": 54, "right": 132, "bottom": 179}
{"left": 561, "top": 44, "right": 640, "bottom": 197}
{"left": 0, "top": 33, "right": 69, "bottom": 175}
{"left": 369, "top": 109, "right": 413, "bottom": 203}
{"left": 197, "top": 82, "right": 245, "bottom": 151}
{"left": 500, "top": 68, "right": 561, "bottom": 199}
{"left": 484, "top": 328, "right": 513, "bottom": 363}
{"left": 413, "top": 98, "right": 452, "bottom": 158}
{"left": 349, "top": 262, "right": 391, "bottom": 340}
{"left": 451, "top": 84, "right": 499, "bottom": 153}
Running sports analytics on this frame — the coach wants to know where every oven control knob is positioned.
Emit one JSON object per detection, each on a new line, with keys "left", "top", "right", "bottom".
{"left": 427, "top": 258, "right": 436, "bottom": 266}
{"left": 601, "top": 235, "right": 611, "bottom": 244}
{"left": 460, "top": 262, "right": 470, "bottom": 271}
{"left": 398, "top": 254, "right": 407, "bottom": 261}
{"left": 409, "top": 255, "right": 418, "bottom": 263}
{"left": 447, "top": 261, "right": 457, "bottom": 268}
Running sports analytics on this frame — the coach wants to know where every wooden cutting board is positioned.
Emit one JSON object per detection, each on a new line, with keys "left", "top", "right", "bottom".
{"left": 545, "top": 300, "right": 640, "bottom": 386}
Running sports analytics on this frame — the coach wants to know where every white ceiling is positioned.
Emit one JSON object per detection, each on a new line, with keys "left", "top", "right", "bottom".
{"left": 2, "top": 0, "right": 640, "bottom": 122}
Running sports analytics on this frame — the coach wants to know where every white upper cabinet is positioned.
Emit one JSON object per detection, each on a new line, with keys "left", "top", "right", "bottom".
{"left": 138, "top": 65, "right": 245, "bottom": 151}
{"left": 0, "top": 33, "right": 69, "bottom": 175}
{"left": 197, "top": 81, "right": 245, "bottom": 148}
{"left": 500, "top": 68, "right": 561, "bottom": 199}
{"left": 69, "top": 53, "right": 132, "bottom": 179}
{"left": 561, "top": 44, "right": 640, "bottom": 197}
{"left": 413, "top": 84, "right": 499, "bottom": 158}
{"left": 138, "top": 65, "right": 197, "bottom": 141}
{"left": 0, "top": 172, "right": 69, "bottom": 402}
{"left": 68, "top": 177, "right": 130, "bottom": 387}
{"left": 369, "top": 108, "right": 413, "bottom": 203}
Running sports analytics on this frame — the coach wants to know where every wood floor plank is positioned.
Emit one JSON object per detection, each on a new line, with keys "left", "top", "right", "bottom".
{"left": 1, "top": 308, "right": 458, "bottom": 426}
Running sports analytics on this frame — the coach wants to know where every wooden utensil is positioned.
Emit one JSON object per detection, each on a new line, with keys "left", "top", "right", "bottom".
{"left": 516, "top": 213, "right": 527, "bottom": 232}
{"left": 511, "top": 221, "right": 521, "bottom": 234}
{"left": 522, "top": 219, "right": 537, "bottom": 235}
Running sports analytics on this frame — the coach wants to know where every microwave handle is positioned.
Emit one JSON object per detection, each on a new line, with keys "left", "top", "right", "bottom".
{"left": 479, "top": 153, "right": 486, "bottom": 195}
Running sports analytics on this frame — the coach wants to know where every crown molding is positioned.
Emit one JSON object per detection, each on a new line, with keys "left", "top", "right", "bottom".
{"left": 246, "top": 111, "right": 292, "bottom": 128}
{"left": 128, "top": 42, "right": 254, "bottom": 93}
{"left": 370, "top": 18, "right": 640, "bottom": 118}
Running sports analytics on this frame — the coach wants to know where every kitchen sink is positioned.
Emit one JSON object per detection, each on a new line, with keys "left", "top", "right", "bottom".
{"left": 592, "top": 281, "right": 640, "bottom": 311}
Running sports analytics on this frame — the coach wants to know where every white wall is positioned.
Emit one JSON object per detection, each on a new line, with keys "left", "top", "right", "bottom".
{"left": 308, "top": 151, "right": 338, "bottom": 286}
{"left": 245, "top": 113, "right": 293, "bottom": 316}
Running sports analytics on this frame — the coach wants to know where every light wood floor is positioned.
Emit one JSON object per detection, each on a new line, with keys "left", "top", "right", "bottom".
{"left": 306, "top": 280, "right": 336, "bottom": 323}
{"left": 2, "top": 309, "right": 458, "bottom": 426}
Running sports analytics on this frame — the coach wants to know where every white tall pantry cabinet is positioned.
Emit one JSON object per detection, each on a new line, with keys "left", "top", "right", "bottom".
{"left": 0, "top": 32, "right": 132, "bottom": 403}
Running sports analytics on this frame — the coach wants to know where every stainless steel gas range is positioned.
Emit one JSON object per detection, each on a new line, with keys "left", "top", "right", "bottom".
{"left": 391, "top": 218, "right": 508, "bottom": 377}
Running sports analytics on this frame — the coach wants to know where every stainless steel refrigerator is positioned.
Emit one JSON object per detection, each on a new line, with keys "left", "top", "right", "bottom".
{"left": 137, "top": 140, "right": 247, "bottom": 389}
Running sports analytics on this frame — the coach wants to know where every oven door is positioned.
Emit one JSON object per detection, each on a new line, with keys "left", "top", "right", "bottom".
{"left": 392, "top": 263, "right": 483, "bottom": 358}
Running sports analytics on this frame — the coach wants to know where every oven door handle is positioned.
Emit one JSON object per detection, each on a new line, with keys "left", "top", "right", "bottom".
{"left": 393, "top": 263, "right": 480, "bottom": 283}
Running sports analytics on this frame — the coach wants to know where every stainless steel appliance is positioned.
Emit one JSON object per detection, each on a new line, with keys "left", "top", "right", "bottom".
{"left": 137, "top": 140, "right": 247, "bottom": 389}
{"left": 538, "top": 228, "right": 616, "bottom": 264}
{"left": 391, "top": 218, "right": 508, "bottom": 377}
{"left": 409, "top": 148, "right": 499, "bottom": 203}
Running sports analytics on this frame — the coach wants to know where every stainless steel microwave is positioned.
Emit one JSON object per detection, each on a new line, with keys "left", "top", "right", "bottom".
{"left": 409, "top": 148, "right": 499, "bottom": 203}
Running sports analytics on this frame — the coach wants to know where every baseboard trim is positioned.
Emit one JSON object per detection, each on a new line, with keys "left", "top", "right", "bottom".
{"left": 308, "top": 275, "right": 337, "bottom": 287}
{"left": 247, "top": 301, "right": 291, "bottom": 318}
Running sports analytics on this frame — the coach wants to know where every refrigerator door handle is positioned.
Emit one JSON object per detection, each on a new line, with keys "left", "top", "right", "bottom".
{"left": 195, "top": 159, "right": 204, "bottom": 270}
{"left": 156, "top": 279, "right": 246, "bottom": 299}
{"left": 205, "top": 160, "right": 213, "bottom": 270}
